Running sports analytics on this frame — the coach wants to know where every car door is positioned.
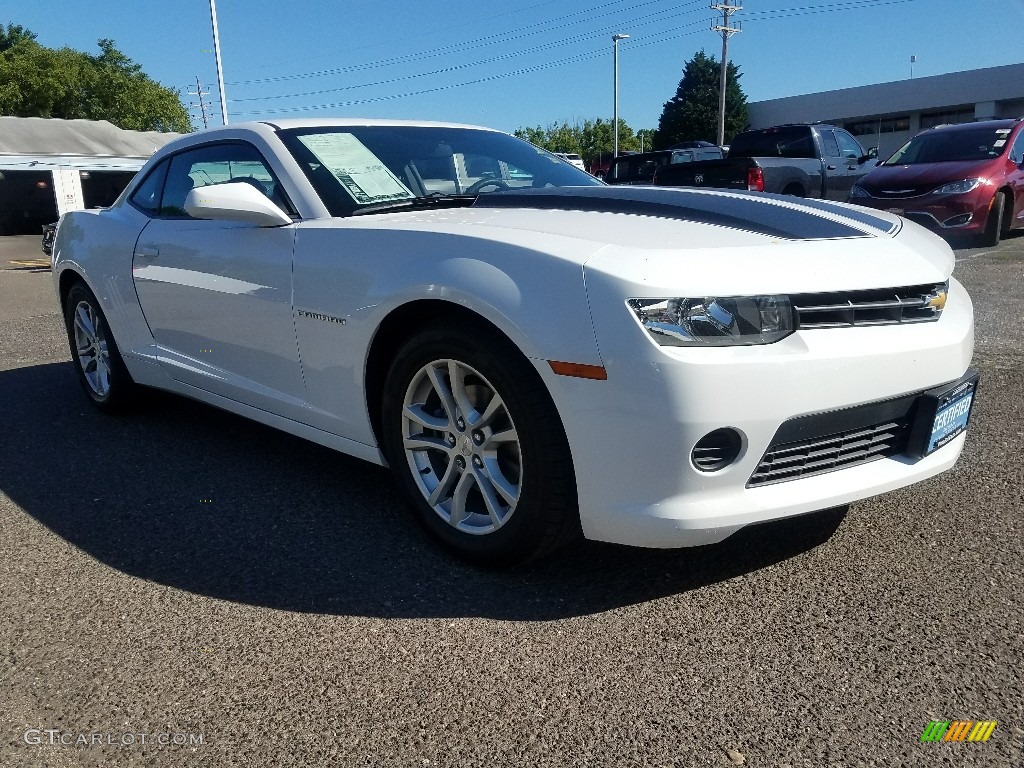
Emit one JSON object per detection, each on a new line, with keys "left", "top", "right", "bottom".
{"left": 1007, "top": 127, "right": 1024, "bottom": 229}
{"left": 131, "top": 141, "right": 307, "bottom": 421}
{"left": 818, "top": 129, "right": 849, "bottom": 201}
{"left": 835, "top": 129, "right": 870, "bottom": 198}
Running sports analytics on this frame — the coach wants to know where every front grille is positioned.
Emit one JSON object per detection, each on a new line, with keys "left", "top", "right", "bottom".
{"left": 793, "top": 283, "right": 946, "bottom": 329}
{"left": 747, "top": 391, "right": 919, "bottom": 487}
{"left": 870, "top": 186, "right": 933, "bottom": 199}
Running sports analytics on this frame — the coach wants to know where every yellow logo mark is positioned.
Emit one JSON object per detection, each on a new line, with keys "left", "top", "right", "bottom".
{"left": 926, "top": 290, "right": 947, "bottom": 311}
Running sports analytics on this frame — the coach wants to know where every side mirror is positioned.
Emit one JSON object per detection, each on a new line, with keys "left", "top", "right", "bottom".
{"left": 184, "top": 182, "right": 292, "bottom": 226}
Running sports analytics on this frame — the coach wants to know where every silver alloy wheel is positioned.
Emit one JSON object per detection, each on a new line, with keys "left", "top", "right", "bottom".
{"left": 401, "top": 359, "right": 522, "bottom": 535}
{"left": 72, "top": 300, "right": 111, "bottom": 397}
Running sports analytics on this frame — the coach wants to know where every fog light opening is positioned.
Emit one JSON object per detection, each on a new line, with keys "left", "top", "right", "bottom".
{"left": 691, "top": 428, "right": 743, "bottom": 472}
{"left": 942, "top": 213, "right": 972, "bottom": 228}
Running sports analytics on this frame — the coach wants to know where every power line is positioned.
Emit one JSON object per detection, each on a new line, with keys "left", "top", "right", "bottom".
{"left": 230, "top": 25, "right": 708, "bottom": 118}
{"left": 239, "top": 0, "right": 566, "bottom": 74}
{"left": 229, "top": 0, "right": 926, "bottom": 117}
{"left": 228, "top": 16, "right": 707, "bottom": 104}
{"left": 225, "top": 0, "right": 693, "bottom": 86}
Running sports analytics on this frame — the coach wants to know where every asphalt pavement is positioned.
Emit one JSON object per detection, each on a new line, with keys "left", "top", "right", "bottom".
{"left": 0, "top": 232, "right": 1021, "bottom": 767}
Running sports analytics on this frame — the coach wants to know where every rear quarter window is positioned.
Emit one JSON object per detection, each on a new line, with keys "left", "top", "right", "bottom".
{"left": 730, "top": 128, "right": 816, "bottom": 159}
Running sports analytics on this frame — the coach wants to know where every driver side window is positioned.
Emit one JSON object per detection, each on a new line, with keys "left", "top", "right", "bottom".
{"left": 1009, "top": 129, "right": 1024, "bottom": 164}
{"left": 159, "top": 142, "right": 292, "bottom": 217}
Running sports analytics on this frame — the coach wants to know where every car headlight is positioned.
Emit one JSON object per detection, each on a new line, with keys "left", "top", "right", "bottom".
{"left": 628, "top": 295, "right": 795, "bottom": 346}
{"left": 848, "top": 184, "right": 870, "bottom": 199}
{"left": 932, "top": 178, "right": 982, "bottom": 195}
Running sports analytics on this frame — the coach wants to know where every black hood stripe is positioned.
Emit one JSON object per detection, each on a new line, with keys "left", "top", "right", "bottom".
{"left": 786, "top": 196, "right": 900, "bottom": 234}
{"left": 474, "top": 187, "right": 881, "bottom": 240}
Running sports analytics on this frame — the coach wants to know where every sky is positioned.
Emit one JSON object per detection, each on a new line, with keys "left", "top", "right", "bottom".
{"left": 3, "top": 0, "right": 1023, "bottom": 134}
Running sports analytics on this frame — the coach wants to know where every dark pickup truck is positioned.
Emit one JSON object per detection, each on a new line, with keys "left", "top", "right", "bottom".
{"left": 605, "top": 146, "right": 725, "bottom": 185}
{"left": 654, "top": 124, "right": 877, "bottom": 200}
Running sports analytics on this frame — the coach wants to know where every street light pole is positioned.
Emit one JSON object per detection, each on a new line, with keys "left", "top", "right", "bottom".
{"left": 209, "top": 0, "right": 229, "bottom": 125}
{"left": 612, "top": 34, "right": 629, "bottom": 158}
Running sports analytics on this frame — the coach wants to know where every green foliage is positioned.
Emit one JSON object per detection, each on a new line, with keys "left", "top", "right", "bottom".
{"left": 0, "top": 25, "right": 191, "bottom": 132}
{"left": 0, "top": 23, "right": 36, "bottom": 52}
{"left": 513, "top": 118, "right": 654, "bottom": 165}
{"left": 654, "top": 50, "right": 748, "bottom": 149}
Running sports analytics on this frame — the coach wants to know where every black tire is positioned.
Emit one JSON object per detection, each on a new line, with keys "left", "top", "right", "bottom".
{"left": 63, "top": 282, "right": 136, "bottom": 411}
{"left": 981, "top": 191, "right": 1006, "bottom": 248}
{"left": 380, "top": 323, "right": 579, "bottom": 566}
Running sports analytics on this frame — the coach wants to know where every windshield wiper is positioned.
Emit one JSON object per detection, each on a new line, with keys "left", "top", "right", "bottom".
{"left": 351, "top": 193, "right": 478, "bottom": 216}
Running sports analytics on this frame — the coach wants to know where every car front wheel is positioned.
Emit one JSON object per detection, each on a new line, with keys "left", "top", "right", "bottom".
{"left": 64, "top": 282, "right": 135, "bottom": 411}
{"left": 381, "top": 324, "right": 578, "bottom": 565}
{"left": 981, "top": 191, "right": 1007, "bottom": 247}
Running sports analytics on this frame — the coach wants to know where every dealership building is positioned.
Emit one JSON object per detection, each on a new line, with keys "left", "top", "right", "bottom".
{"left": 747, "top": 63, "right": 1024, "bottom": 158}
{"left": 0, "top": 117, "right": 180, "bottom": 234}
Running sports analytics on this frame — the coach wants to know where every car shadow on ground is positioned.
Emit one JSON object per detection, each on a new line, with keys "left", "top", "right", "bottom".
{"left": 0, "top": 362, "right": 846, "bottom": 620}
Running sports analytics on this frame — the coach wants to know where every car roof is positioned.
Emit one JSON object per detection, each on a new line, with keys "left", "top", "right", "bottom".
{"left": 191, "top": 118, "right": 502, "bottom": 136}
{"left": 924, "top": 118, "right": 1022, "bottom": 133}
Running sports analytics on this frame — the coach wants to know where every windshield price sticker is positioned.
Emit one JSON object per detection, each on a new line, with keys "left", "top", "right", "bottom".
{"left": 297, "top": 133, "right": 414, "bottom": 205}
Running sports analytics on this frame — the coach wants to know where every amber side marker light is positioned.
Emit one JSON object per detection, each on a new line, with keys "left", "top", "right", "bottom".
{"left": 548, "top": 360, "right": 608, "bottom": 380}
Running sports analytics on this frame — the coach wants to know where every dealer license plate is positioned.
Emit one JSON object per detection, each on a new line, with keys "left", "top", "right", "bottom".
{"left": 905, "top": 371, "right": 979, "bottom": 458}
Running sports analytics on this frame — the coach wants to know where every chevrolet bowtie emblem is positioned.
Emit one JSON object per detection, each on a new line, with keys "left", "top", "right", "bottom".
{"left": 925, "top": 288, "right": 948, "bottom": 311}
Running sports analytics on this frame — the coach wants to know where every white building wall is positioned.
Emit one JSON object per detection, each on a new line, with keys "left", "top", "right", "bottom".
{"left": 747, "top": 63, "right": 1024, "bottom": 159}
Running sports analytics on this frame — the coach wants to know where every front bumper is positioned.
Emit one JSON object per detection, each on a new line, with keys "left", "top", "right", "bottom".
{"left": 540, "top": 277, "right": 975, "bottom": 548}
{"left": 855, "top": 190, "right": 991, "bottom": 234}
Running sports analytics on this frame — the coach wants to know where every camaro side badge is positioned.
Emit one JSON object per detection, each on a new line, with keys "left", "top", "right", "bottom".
{"left": 694, "top": 174, "right": 704, "bottom": 184}
{"left": 296, "top": 308, "right": 346, "bottom": 325}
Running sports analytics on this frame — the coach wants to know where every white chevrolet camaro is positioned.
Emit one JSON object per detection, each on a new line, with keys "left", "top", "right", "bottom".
{"left": 51, "top": 119, "right": 978, "bottom": 564}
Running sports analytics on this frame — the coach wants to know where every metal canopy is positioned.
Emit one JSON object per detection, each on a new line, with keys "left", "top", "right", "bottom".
{"left": 0, "top": 116, "right": 181, "bottom": 158}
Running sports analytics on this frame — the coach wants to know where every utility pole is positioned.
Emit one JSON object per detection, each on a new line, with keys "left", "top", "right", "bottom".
{"left": 209, "top": 0, "right": 229, "bottom": 124}
{"left": 712, "top": 2, "right": 742, "bottom": 147}
{"left": 188, "top": 77, "right": 212, "bottom": 129}
{"left": 612, "top": 34, "right": 630, "bottom": 158}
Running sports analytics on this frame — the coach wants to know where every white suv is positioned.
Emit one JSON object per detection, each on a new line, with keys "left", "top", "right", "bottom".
{"left": 554, "top": 152, "right": 586, "bottom": 171}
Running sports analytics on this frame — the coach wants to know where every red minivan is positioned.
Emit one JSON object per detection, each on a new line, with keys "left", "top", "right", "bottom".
{"left": 849, "top": 118, "right": 1024, "bottom": 246}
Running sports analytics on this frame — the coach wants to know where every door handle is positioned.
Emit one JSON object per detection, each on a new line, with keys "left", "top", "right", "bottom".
{"left": 826, "top": 165, "right": 837, "bottom": 171}
{"left": 135, "top": 245, "right": 160, "bottom": 258}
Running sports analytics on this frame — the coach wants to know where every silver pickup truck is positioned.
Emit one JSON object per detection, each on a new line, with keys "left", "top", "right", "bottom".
{"left": 654, "top": 124, "right": 877, "bottom": 199}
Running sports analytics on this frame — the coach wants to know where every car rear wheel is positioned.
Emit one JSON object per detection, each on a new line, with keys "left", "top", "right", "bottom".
{"left": 380, "top": 324, "right": 578, "bottom": 565}
{"left": 64, "top": 282, "right": 135, "bottom": 411}
{"left": 981, "top": 191, "right": 1007, "bottom": 247}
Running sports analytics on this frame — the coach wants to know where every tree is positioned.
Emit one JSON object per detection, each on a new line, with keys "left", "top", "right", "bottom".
{"left": 0, "top": 23, "right": 36, "bottom": 52}
{"left": 514, "top": 118, "right": 653, "bottom": 165}
{"left": 0, "top": 26, "right": 191, "bottom": 132}
{"left": 654, "top": 50, "right": 748, "bottom": 149}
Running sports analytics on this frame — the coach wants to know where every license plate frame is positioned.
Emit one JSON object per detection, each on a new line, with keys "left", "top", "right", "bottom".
{"left": 906, "top": 369, "right": 980, "bottom": 459}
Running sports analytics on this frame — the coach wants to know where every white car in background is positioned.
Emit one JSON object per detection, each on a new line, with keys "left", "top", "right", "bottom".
{"left": 554, "top": 152, "right": 586, "bottom": 171}
{"left": 51, "top": 119, "right": 977, "bottom": 565}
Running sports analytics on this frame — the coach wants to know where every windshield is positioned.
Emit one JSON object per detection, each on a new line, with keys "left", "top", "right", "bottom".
{"left": 883, "top": 126, "right": 1013, "bottom": 165}
{"left": 278, "top": 126, "right": 601, "bottom": 216}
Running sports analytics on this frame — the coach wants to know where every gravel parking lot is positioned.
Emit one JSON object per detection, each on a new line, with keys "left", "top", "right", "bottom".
{"left": 1, "top": 231, "right": 1021, "bottom": 767}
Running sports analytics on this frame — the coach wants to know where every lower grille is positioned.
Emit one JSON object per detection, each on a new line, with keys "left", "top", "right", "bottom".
{"left": 748, "top": 420, "right": 909, "bottom": 487}
{"left": 747, "top": 392, "right": 918, "bottom": 487}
